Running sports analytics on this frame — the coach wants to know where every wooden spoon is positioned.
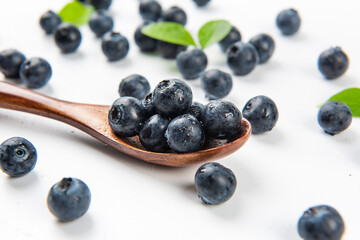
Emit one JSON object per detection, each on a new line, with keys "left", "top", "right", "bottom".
{"left": 0, "top": 81, "right": 251, "bottom": 167}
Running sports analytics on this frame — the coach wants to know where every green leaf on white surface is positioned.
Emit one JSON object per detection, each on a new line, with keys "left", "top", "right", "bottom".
{"left": 198, "top": 20, "right": 232, "bottom": 49}
{"left": 59, "top": 1, "right": 95, "bottom": 26}
{"left": 323, "top": 88, "right": 360, "bottom": 117}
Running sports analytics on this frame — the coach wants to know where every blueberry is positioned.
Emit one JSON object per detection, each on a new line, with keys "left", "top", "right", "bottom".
{"left": 193, "top": 0, "right": 211, "bottom": 7}
{"left": 242, "top": 95, "right": 279, "bottom": 134}
{"left": 276, "top": 8, "right": 301, "bottom": 36}
{"left": 54, "top": 24, "right": 82, "bottom": 53}
{"left": 0, "top": 137, "right": 37, "bottom": 177}
{"left": 201, "top": 69, "right": 232, "bottom": 100}
{"left": 161, "top": 6, "right": 187, "bottom": 25}
{"left": 227, "top": 42, "right": 259, "bottom": 76}
{"left": 134, "top": 21, "right": 158, "bottom": 52}
{"left": 318, "top": 47, "right": 349, "bottom": 80}
{"left": 47, "top": 177, "right": 91, "bottom": 222}
{"left": 142, "top": 93, "right": 156, "bottom": 118}
{"left": 139, "top": 0, "right": 162, "bottom": 21}
{"left": 188, "top": 101, "right": 205, "bottom": 121}
{"left": 20, "top": 57, "right": 52, "bottom": 89}
{"left": 0, "top": 49, "right": 26, "bottom": 78}
{"left": 108, "top": 97, "right": 146, "bottom": 137}
{"left": 195, "top": 162, "right": 236, "bottom": 205}
{"left": 176, "top": 48, "right": 208, "bottom": 80}
{"left": 249, "top": 33, "right": 275, "bottom": 64}
{"left": 39, "top": 10, "right": 62, "bottom": 34}
{"left": 165, "top": 114, "right": 205, "bottom": 153}
{"left": 101, "top": 32, "right": 129, "bottom": 61}
{"left": 139, "top": 114, "right": 170, "bottom": 152}
{"left": 153, "top": 79, "right": 193, "bottom": 118}
{"left": 202, "top": 100, "right": 242, "bottom": 139}
{"left": 298, "top": 205, "right": 344, "bottom": 240}
{"left": 317, "top": 101, "right": 352, "bottom": 135}
{"left": 218, "top": 26, "right": 241, "bottom": 52}
{"left": 119, "top": 74, "right": 151, "bottom": 100}
{"left": 90, "top": 0, "right": 112, "bottom": 9}
{"left": 157, "top": 41, "right": 187, "bottom": 59}
{"left": 89, "top": 10, "right": 113, "bottom": 37}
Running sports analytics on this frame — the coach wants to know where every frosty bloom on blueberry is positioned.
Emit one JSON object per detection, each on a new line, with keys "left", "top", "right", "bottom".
{"left": 118, "top": 74, "right": 151, "bottom": 100}
{"left": 101, "top": 32, "right": 129, "bottom": 61}
{"left": 249, "top": 33, "right": 275, "bottom": 64}
{"left": 0, "top": 49, "right": 26, "bottom": 79}
{"left": 89, "top": 10, "right": 114, "bottom": 38}
{"left": 318, "top": 47, "right": 349, "bottom": 80}
{"left": 317, "top": 101, "right": 352, "bottom": 135}
{"left": 20, "top": 57, "right": 52, "bottom": 89}
{"left": 161, "top": 6, "right": 187, "bottom": 26}
{"left": 218, "top": 26, "right": 241, "bottom": 52}
{"left": 201, "top": 69, "right": 232, "bottom": 100}
{"left": 227, "top": 42, "right": 259, "bottom": 76}
{"left": 54, "top": 24, "right": 82, "bottom": 53}
{"left": 39, "top": 10, "right": 62, "bottom": 35}
{"left": 276, "top": 8, "right": 301, "bottom": 36}
{"left": 139, "top": 0, "right": 162, "bottom": 22}
{"left": 176, "top": 48, "right": 208, "bottom": 80}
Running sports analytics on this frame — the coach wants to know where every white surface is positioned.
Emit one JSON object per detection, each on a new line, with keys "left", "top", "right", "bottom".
{"left": 0, "top": 0, "right": 359, "bottom": 239}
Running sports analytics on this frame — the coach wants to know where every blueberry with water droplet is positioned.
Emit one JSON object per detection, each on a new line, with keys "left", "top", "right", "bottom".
{"left": 139, "top": 114, "right": 170, "bottom": 152}
{"left": 188, "top": 101, "right": 205, "bottom": 121}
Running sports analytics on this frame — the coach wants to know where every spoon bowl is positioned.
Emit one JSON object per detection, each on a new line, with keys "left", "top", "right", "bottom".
{"left": 0, "top": 81, "right": 251, "bottom": 167}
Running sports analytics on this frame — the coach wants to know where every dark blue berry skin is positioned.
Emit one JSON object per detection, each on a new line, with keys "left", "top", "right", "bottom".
{"left": 139, "top": 0, "right": 162, "bottom": 21}
{"left": 202, "top": 100, "right": 242, "bottom": 139}
{"left": 193, "top": 0, "right": 210, "bottom": 7}
{"left": 157, "top": 41, "right": 187, "bottom": 59}
{"left": 298, "top": 205, "right": 345, "bottom": 240}
{"left": 54, "top": 24, "right": 82, "bottom": 53}
{"left": 201, "top": 69, "right": 232, "bottom": 100}
{"left": 134, "top": 21, "right": 158, "bottom": 52}
{"left": 161, "top": 6, "right": 187, "bottom": 25}
{"left": 188, "top": 101, "right": 205, "bottom": 121}
{"left": 47, "top": 178, "right": 91, "bottom": 222}
{"left": 39, "top": 10, "right": 62, "bottom": 34}
{"left": 90, "top": 0, "right": 112, "bottom": 10}
{"left": 318, "top": 47, "right": 349, "bottom": 80}
{"left": 195, "top": 162, "right": 236, "bottom": 205}
{"left": 89, "top": 10, "right": 113, "bottom": 37}
{"left": 165, "top": 114, "right": 205, "bottom": 153}
{"left": 276, "top": 8, "right": 301, "bottom": 36}
{"left": 20, "top": 57, "right": 52, "bottom": 89}
{"left": 176, "top": 49, "right": 208, "bottom": 80}
{"left": 0, "top": 49, "right": 26, "bottom": 78}
{"left": 153, "top": 79, "right": 193, "bottom": 118}
{"left": 227, "top": 42, "right": 259, "bottom": 76}
{"left": 242, "top": 95, "right": 279, "bottom": 134}
{"left": 119, "top": 74, "right": 150, "bottom": 100}
{"left": 108, "top": 97, "right": 146, "bottom": 137}
{"left": 139, "top": 114, "right": 170, "bottom": 152}
{"left": 142, "top": 93, "right": 156, "bottom": 118}
{"left": 101, "top": 32, "right": 129, "bottom": 61}
{"left": 219, "top": 26, "right": 241, "bottom": 52}
{"left": 249, "top": 33, "right": 275, "bottom": 64}
{"left": 0, "top": 137, "right": 37, "bottom": 177}
{"left": 317, "top": 101, "right": 352, "bottom": 135}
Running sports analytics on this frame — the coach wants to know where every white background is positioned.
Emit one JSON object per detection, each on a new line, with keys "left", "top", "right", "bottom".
{"left": 0, "top": 0, "right": 359, "bottom": 239}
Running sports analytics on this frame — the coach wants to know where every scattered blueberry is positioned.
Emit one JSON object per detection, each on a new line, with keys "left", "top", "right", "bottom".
{"left": 20, "top": 57, "right": 52, "bottom": 89}
{"left": 54, "top": 24, "right": 82, "bottom": 53}
{"left": 47, "top": 177, "right": 91, "bottom": 222}
{"left": 0, "top": 49, "right": 26, "bottom": 78}
{"left": 298, "top": 205, "right": 345, "bottom": 240}
{"left": 152, "top": 79, "right": 193, "bottom": 118}
{"left": 90, "top": 0, "right": 112, "bottom": 10}
{"left": 101, "top": 32, "right": 129, "bottom": 61}
{"left": 193, "top": 0, "right": 211, "bottom": 7}
{"left": 276, "top": 8, "right": 301, "bottom": 36}
{"left": 188, "top": 101, "right": 205, "bottom": 121}
{"left": 39, "top": 10, "right": 62, "bottom": 35}
{"left": 89, "top": 10, "right": 114, "bottom": 38}
{"left": 242, "top": 95, "right": 279, "bottom": 134}
{"left": 176, "top": 48, "right": 208, "bottom": 80}
{"left": 142, "top": 93, "right": 156, "bottom": 118}
{"left": 227, "top": 42, "right": 259, "bottom": 76}
{"left": 201, "top": 69, "right": 232, "bottom": 100}
{"left": 165, "top": 114, "right": 205, "bottom": 153}
{"left": 157, "top": 41, "right": 187, "bottom": 59}
{"left": 202, "top": 100, "right": 242, "bottom": 139}
{"left": 195, "top": 162, "right": 236, "bottom": 205}
{"left": 118, "top": 74, "right": 151, "bottom": 100}
{"left": 139, "top": 0, "right": 162, "bottom": 21}
{"left": 219, "top": 26, "right": 242, "bottom": 52}
{"left": 134, "top": 21, "right": 158, "bottom": 52}
{"left": 317, "top": 101, "right": 352, "bottom": 135}
{"left": 0, "top": 137, "right": 37, "bottom": 177}
{"left": 161, "top": 6, "right": 187, "bottom": 25}
{"left": 318, "top": 47, "right": 349, "bottom": 80}
{"left": 108, "top": 97, "right": 146, "bottom": 137}
{"left": 249, "top": 33, "right": 275, "bottom": 64}
{"left": 139, "top": 114, "right": 170, "bottom": 152}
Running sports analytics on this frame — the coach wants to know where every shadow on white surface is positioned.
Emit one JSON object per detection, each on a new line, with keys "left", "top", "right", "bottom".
{"left": 107, "top": 57, "right": 133, "bottom": 69}
{"left": 6, "top": 171, "right": 38, "bottom": 188}
{"left": 60, "top": 51, "right": 86, "bottom": 60}
{"left": 251, "top": 129, "right": 285, "bottom": 145}
{"left": 55, "top": 214, "right": 94, "bottom": 236}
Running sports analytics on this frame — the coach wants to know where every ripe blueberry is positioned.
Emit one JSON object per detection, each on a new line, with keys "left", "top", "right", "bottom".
{"left": 0, "top": 49, "right": 26, "bottom": 78}
{"left": 118, "top": 74, "right": 151, "bottom": 100}
{"left": 249, "top": 33, "right": 275, "bottom": 64}
{"left": 219, "top": 26, "right": 241, "bottom": 52}
{"left": 193, "top": 0, "right": 211, "bottom": 7}
{"left": 90, "top": 0, "right": 112, "bottom": 10}
{"left": 176, "top": 48, "right": 208, "bottom": 80}
{"left": 20, "top": 57, "right": 52, "bottom": 89}
{"left": 188, "top": 101, "right": 205, "bottom": 121}
{"left": 242, "top": 95, "right": 279, "bottom": 134}
{"left": 47, "top": 177, "right": 91, "bottom": 222}
{"left": 39, "top": 10, "right": 62, "bottom": 34}
{"left": 161, "top": 6, "right": 187, "bottom": 25}
{"left": 89, "top": 10, "right": 114, "bottom": 37}
{"left": 318, "top": 47, "right": 349, "bottom": 80}
{"left": 317, "top": 101, "right": 352, "bottom": 135}
{"left": 201, "top": 69, "right": 232, "bottom": 100}
{"left": 54, "top": 24, "right": 82, "bottom": 53}
{"left": 101, "top": 32, "right": 129, "bottom": 61}
{"left": 195, "top": 162, "right": 237, "bottom": 205}
{"left": 157, "top": 41, "right": 187, "bottom": 59}
{"left": 139, "top": 0, "right": 162, "bottom": 21}
{"left": 139, "top": 114, "right": 170, "bottom": 152}
{"left": 276, "top": 8, "right": 301, "bottom": 36}
{"left": 227, "top": 42, "right": 259, "bottom": 76}
{"left": 142, "top": 93, "right": 156, "bottom": 118}
{"left": 0, "top": 137, "right": 37, "bottom": 177}
{"left": 134, "top": 21, "right": 158, "bottom": 52}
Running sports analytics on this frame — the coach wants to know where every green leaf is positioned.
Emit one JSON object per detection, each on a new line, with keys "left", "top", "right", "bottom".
{"left": 59, "top": 1, "right": 95, "bottom": 26}
{"left": 198, "top": 20, "right": 232, "bottom": 49}
{"left": 141, "top": 22, "right": 196, "bottom": 47}
{"left": 325, "top": 88, "right": 360, "bottom": 117}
